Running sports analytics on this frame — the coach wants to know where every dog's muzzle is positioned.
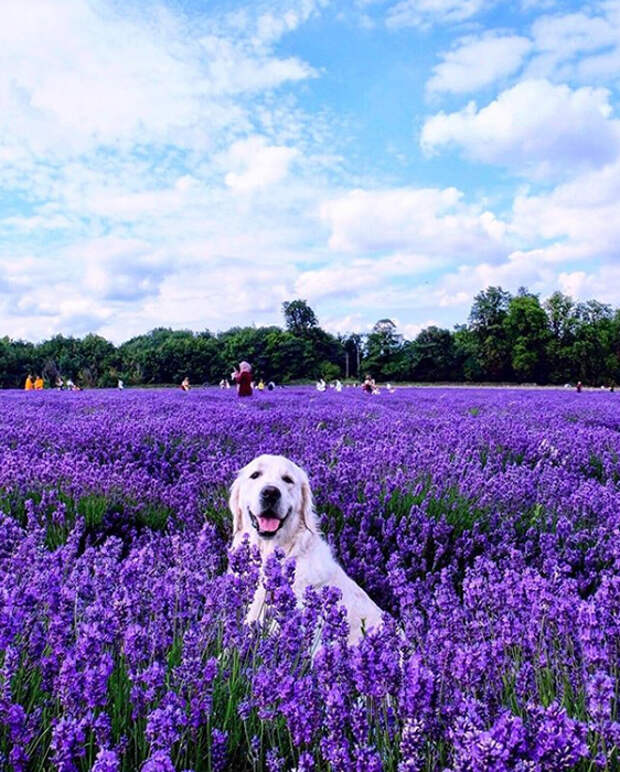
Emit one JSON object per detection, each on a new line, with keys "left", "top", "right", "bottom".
{"left": 248, "top": 506, "right": 292, "bottom": 538}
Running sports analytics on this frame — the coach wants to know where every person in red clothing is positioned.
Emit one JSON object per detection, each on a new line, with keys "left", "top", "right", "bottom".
{"left": 232, "top": 361, "right": 253, "bottom": 397}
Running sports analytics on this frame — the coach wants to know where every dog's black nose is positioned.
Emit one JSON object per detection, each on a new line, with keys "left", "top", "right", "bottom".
{"left": 260, "top": 485, "right": 281, "bottom": 506}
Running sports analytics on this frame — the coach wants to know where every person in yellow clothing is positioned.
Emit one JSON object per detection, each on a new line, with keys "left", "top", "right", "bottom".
{"left": 24, "top": 374, "right": 34, "bottom": 391}
{"left": 257, "top": 379, "right": 265, "bottom": 392}
{"left": 34, "top": 375, "right": 44, "bottom": 390}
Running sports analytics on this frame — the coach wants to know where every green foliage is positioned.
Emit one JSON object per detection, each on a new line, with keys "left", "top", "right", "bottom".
{"left": 320, "top": 361, "right": 341, "bottom": 381}
{"left": 364, "top": 319, "right": 407, "bottom": 380}
{"left": 1, "top": 291, "right": 619, "bottom": 387}
{"left": 468, "top": 286, "right": 513, "bottom": 380}
{"left": 0, "top": 488, "right": 171, "bottom": 551}
{"left": 340, "top": 332, "right": 363, "bottom": 379}
{"left": 503, "top": 292, "right": 551, "bottom": 382}
{"left": 282, "top": 298, "right": 318, "bottom": 335}
{"left": 408, "top": 326, "right": 457, "bottom": 381}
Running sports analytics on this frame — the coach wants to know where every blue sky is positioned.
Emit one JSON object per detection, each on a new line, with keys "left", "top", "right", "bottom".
{"left": 1, "top": 0, "right": 619, "bottom": 342}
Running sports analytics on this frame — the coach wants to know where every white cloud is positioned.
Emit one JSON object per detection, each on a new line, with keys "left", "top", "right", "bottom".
{"left": 0, "top": 0, "right": 339, "bottom": 343}
{"left": 294, "top": 253, "right": 437, "bottom": 301}
{"left": 555, "top": 265, "right": 620, "bottom": 306}
{"left": 224, "top": 136, "right": 299, "bottom": 191}
{"left": 531, "top": 10, "right": 617, "bottom": 58}
{"left": 431, "top": 252, "right": 556, "bottom": 312}
{"left": 386, "top": 0, "right": 492, "bottom": 29}
{"left": 427, "top": 34, "right": 532, "bottom": 94}
{"left": 0, "top": 0, "right": 317, "bottom": 161}
{"left": 421, "top": 79, "right": 620, "bottom": 178}
{"left": 114, "top": 258, "right": 297, "bottom": 339}
{"left": 427, "top": 154, "right": 620, "bottom": 313}
{"left": 401, "top": 320, "right": 441, "bottom": 338}
{"left": 1, "top": 0, "right": 620, "bottom": 346}
{"left": 395, "top": 150, "right": 620, "bottom": 316}
{"left": 295, "top": 263, "right": 378, "bottom": 299}
{"left": 321, "top": 312, "right": 365, "bottom": 335}
{"left": 252, "top": 0, "right": 329, "bottom": 46}
{"left": 423, "top": 3, "right": 620, "bottom": 98}
{"left": 320, "top": 187, "right": 507, "bottom": 259}
{"left": 558, "top": 270, "right": 587, "bottom": 299}
{"left": 510, "top": 157, "right": 620, "bottom": 262}
{"left": 526, "top": 9, "right": 620, "bottom": 83}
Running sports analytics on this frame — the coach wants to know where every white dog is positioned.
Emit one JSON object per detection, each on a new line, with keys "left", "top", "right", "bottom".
{"left": 229, "top": 454, "right": 383, "bottom": 644}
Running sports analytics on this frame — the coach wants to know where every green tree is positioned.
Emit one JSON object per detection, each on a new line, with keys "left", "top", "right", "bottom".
{"left": 119, "top": 328, "right": 187, "bottom": 384}
{"left": 0, "top": 337, "right": 34, "bottom": 388}
{"left": 264, "top": 329, "right": 312, "bottom": 382}
{"left": 220, "top": 326, "right": 285, "bottom": 381}
{"left": 1, "top": 289, "right": 619, "bottom": 389}
{"left": 340, "top": 333, "right": 363, "bottom": 379}
{"left": 364, "top": 319, "right": 406, "bottom": 380}
{"left": 37, "top": 334, "right": 83, "bottom": 382}
{"left": 282, "top": 299, "right": 318, "bottom": 336}
{"left": 190, "top": 332, "right": 225, "bottom": 384}
{"left": 609, "top": 310, "right": 620, "bottom": 385}
{"left": 307, "top": 327, "right": 344, "bottom": 379}
{"left": 571, "top": 301, "right": 614, "bottom": 385}
{"left": 503, "top": 292, "right": 551, "bottom": 382}
{"left": 468, "top": 286, "right": 512, "bottom": 380}
{"left": 408, "top": 326, "right": 457, "bottom": 381}
{"left": 79, "top": 333, "right": 119, "bottom": 386}
{"left": 453, "top": 325, "right": 481, "bottom": 382}
{"left": 544, "top": 291, "right": 578, "bottom": 382}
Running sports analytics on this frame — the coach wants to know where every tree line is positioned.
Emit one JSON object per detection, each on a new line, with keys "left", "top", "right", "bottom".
{"left": 1, "top": 289, "right": 619, "bottom": 389}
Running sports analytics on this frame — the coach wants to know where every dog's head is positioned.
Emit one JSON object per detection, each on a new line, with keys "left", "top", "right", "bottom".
{"left": 229, "top": 454, "right": 316, "bottom": 541}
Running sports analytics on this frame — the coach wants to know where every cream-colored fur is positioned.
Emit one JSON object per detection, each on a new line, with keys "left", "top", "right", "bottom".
{"left": 229, "top": 453, "right": 383, "bottom": 645}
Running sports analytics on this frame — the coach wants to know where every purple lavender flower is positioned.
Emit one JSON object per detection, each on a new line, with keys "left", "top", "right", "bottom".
{"left": 141, "top": 749, "right": 176, "bottom": 772}
{"left": 1, "top": 386, "right": 619, "bottom": 769}
{"left": 210, "top": 727, "right": 228, "bottom": 772}
{"left": 92, "top": 747, "right": 121, "bottom": 772}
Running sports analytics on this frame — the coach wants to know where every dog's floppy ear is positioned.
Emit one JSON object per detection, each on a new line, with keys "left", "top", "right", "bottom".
{"left": 299, "top": 470, "right": 318, "bottom": 533}
{"left": 228, "top": 475, "right": 244, "bottom": 535}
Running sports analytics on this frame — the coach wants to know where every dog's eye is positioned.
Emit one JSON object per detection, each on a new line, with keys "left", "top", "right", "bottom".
{"left": 282, "top": 475, "right": 294, "bottom": 484}
{"left": 249, "top": 470, "right": 262, "bottom": 480}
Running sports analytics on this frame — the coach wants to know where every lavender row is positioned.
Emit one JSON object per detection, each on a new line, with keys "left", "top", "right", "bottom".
{"left": 1, "top": 387, "right": 619, "bottom": 770}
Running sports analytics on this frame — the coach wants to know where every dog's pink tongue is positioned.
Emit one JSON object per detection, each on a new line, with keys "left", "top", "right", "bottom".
{"left": 258, "top": 516, "right": 280, "bottom": 532}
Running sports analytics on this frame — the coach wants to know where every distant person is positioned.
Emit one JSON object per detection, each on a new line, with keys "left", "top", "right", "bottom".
{"left": 232, "top": 361, "right": 253, "bottom": 397}
{"left": 386, "top": 382, "right": 395, "bottom": 393}
{"left": 117, "top": 379, "right": 124, "bottom": 390}
{"left": 267, "top": 381, "right": 275, "bottom": 391}
{"left": 66, "top": 378, "right": 75, "bottom": 390}
{"left": 576, "top": 381, "right": 583, "bottom": 393}
{"left": 258, "top": 379, "right": 265, "bottom": 392}
{"left": 334, "top": 379, "right": 342, "bottom": 392}
{"left": 55, "top": 375, "right": 64, "bottom": 390}
{"left": 180, "top": 377, "right": 191, "bottom": 392}
{"left": 24, "top": 374, "right": 34, "bottom": 391}
{"left": 34, "top": 375, "right": 44, "bottom": 390}
{"left": 362, "top": 375, "right": 373, "bottom": 394}
{"left": 316, "top": 378, "right": 326, "bottom": 392}
{"left": 219, "top": 379, "right": 227, "bottom": 389}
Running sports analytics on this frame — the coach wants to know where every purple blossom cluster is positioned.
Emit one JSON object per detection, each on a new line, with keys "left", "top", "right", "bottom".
{"left": 0, "top": 386, "right": 619, "bottom": 770}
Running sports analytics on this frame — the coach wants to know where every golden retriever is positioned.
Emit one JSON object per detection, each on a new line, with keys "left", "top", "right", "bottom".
{"left": 229, "top": 453, "right": 383, "bottom": 644}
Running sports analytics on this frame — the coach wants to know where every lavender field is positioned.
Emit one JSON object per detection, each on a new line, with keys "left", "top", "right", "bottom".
{"left": 1, "top": 387, "right": 619, "bottom": 771}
